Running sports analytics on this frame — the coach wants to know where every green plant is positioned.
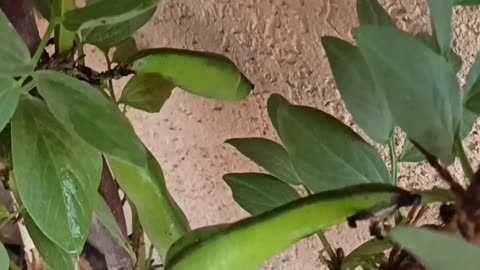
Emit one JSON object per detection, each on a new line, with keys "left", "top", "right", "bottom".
{"left": 0, "top": 0, "right": 252, "bottom": 269}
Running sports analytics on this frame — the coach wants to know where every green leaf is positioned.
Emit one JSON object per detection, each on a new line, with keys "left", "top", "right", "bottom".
{"left": 464, "top": 54, "right": 480, "bottom": 113}
{"left": 356, "top": 0, "right": 395, "bottom": 26}
{"left": 415, "top": 188, "right": 454, "bottom": 204}
{"left": 454, "top": 0, "right": 480, "bottom": 5}
{"left": 267, "top": 94, "right": 290, "bottom": 133}
{"left": 321, "top": 37, "right": 393, "bottom": 144}
{"left": 33, "top": 70, "right": 147, "bottom": 168}
{"left": 82, "top": 7, "right": 156, "bottom": 48}
{"left": 94, "top": 195, "right": 135, "bottom": 261}
{"left": 118, "top": 73, "right": 173, "bottom": 113}
{"left": 165, "top": 184, "right": 419, "bottom": 270}
{"left": 0, "top": 77, "right": 21, "bottom": 133}
{"left": 0, "top": 204, "right": 8, "bottom": 221}
{"left": 52, "top": 0, "right": 75, "bottom": 54}
{"left": 416, "top": 33, "right": 462, "bottom": 74}
{"left": 341, "top": 239, "right": 392, "bottom": 270}
{"left": 0, "top": 242, "right": 8, "bottom": 270}
{"left": 107, "top": 150, "right": 190, "bottom": 259}
{"left": 63, "top": 0, "right": 159, "bottom": 31}
{"left": 274, "top": 96, "right": 391, "bottom": 193}
{"left": 127, "top": 48, "right": 253, "bottom": 100}
{"left": 427, "top": 0, "right": 453, "bottom": 57}
{"left": 0, "top": 10, "right": 34, "bottom": 77}
{"left": 354, "top": 26, "right": 461, "bottom": 164}
{"left": 112, "top": 37, "right": 138, "bottom": 64}
{"left": 389, "top": 227, "right": 480, "bottom": 270}
{"left": 0, "top": 125, "right": 11, "bottom": 168}
{"left": 226, "top": 138, "right": 301, "bottom": 185}
{"left": 11, "top": 96, "right": 102, "bottom": 254}
{"left": 32, "top": 0, "right": 52, "bottom": 20}
{"left": 223, "top": 173, "right": 300, "bottom": 215}
{"left": 24, "top": 214, "right": 74, "bottom": 270}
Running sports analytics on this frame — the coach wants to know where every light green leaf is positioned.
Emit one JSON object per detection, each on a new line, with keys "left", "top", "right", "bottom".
{"left": 107, "top": 150, "right": 190, "bottom": 259}
{"left": 119, "top": 73, "right": 173, "bottom": 113}
{"left": 52, "top": 0, "right": 75, "bottom": 54}
{"left": 32, "top": 0, "right": 52, "bottom": 20}
{"left": 223, "top": 173, "right": 300, "bottom": 215}
{"left": 354, "top": 26, "right": 461, "bottom": 164}
{"left": 356, "top": 0, "right": 395, "bottom": 26}
{"left": 226, "top": 138, "right": 301, "bottom": 185}
{"left": 0, "top": 242, "right": 8, "bottom": 270}
{"left": 322, "top": 37, "right": 393, "bottom": 144}
{"left": 94, "top": 195, "right": 135, "bottom": 261}
{"left": 112, "top": 37, "right": 138, "bottom": 64}
{"left": 415, "top": 188, "right": 454, "bottom": 204}
{"left": 415, "top": 33, "right": 462, "bottom": 74}
{"left": 165, "top": 184, "right": 419, "bottom": 270}
{"left": 341, "top": 239, "right": 392, "bottom": 270}
{"left": 389, "top": 227, "right": 480, "bottom": 270}
{"left": 427, "top": 0, "right": 453, "bottom": 57}
{"left": 127, "top": 48, "right": 253, "bottom": 100}
{"left": 12, "top": 96, "right": 102, "bottom": 254}
{"left": 33, "top": 70, "right": 147, "bottom": 167}
{"left": 24, "top": 214, "right": 74, "bottom": 270}
{"left": 0, "top": 10, "right": 34, "bottom": 77}
{"left": 63, "top": 0, "right": 159, "bottom": 31}
{"left": 273, "top": 95, "right": 391, "bottom": 193}
{"left": 0, "top": 77, "right": 21, "bottom": 133}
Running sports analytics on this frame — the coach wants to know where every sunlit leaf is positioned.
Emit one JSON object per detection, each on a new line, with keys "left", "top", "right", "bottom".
{"left": 223, "top": 173, "right": 300, "bottom": 215}
{"left": 12, "top": 96, "right": 102, "bottom": 254}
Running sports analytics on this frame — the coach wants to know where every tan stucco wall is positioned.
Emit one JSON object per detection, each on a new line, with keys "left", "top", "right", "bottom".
{"left": 44, "top": 1, "right": 480, "bottom": 269}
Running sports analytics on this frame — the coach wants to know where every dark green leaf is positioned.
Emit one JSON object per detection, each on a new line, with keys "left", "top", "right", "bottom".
{"left": 32, "top": 0, "right": 52, "bottom": 20}
{"left": 267, "top": 94, "right": 290, "bottom": 133}
{"left": 415, "top": 33, "right": 462, "bottom": 74}
{"left": 0, "top": 125, "right": 11, "bottom": 167}
{"left": 0, "top": 242, "right": 7, "bottom": 270}
{"left": 322, "top": 37, "right": 393, "bottom": 144}
{"left": 354, "top": 26, "right": 461, "bottom": 164}
{"left": 356, "top": 0, "right": 395, "bottom": 26}
{"left": 275, "top": 97, "right": 391, "bottom": 193}
{"left": 119, "top": 73, "right": 173, "bottom": 113}
{"left": 33, "top": 71, "right": 147, "bottom": 167}
{"left": 341, "top": 239, "right": 392, "bottom": 270}
{"left": 0, "top": 204, "right": 8, "bottom": 221}
{"left": 82, "top": 7, "right": 156, "bottom": 48}
{"left": 461, "top": 108, "right": 477, "bottom": 138}
{"left": 94, "top": 195, "right": 135, "bottom": 261}
{"left": 63, "top": 0, "right": 159, "bottom": 31}
{"left": 223, "top": 173, "right": 300, "bottom": 215}
{"left": 389, "top": 227, "right": 480, "bottom": 270}
{"left": 24, "top": 214, "right": 74, "bottom": 270}
{"left": 107, "top": 150, "right": 190, "bottom": 259}
{"left": 427, "top": 0, "right": 453, "bottom": 57}
{"left": 0, "top": 10, "right": 34, "bottom": 77}
{"left": 464, "top": 54, "right": 480, "bottom": 113}
{"left": 0, "top": 77, "right": 21, "bottom": 132}
{"left": 454, "top": 0, "right": 480, "bottom": 5}
{"left": 127, "top": 48, "right": 253, "bottom": 100}
{"left": 112, "top": 37, "right": 138, "bottom": 64}
{"left": 226, "top": 138, "right": 301, "bottom": 185}
{"left": 12, "top": 96, "right": 102, "bottom": 254}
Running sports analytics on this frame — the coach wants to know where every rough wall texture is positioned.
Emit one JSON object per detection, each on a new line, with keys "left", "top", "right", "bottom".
{"left": 46, "top": 0, "right": 480, "bottom": 269}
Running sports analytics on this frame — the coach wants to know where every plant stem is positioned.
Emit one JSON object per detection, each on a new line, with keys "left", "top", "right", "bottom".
{"left": 389, "top": 136, "right": 397, "bottom": 185}
{"left": 32, "top": 22, "right": 55, "bottom": 67}
{"left": 455, "top": 138, "right": 474, "bottom": 179}
{"left": 104, "top": 52, "right": 117, "bottom": 102}
{"left": 317, "top": 230, "right": 335, "bottom": 262}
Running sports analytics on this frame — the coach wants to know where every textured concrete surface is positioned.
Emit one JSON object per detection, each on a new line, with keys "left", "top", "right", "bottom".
{"left": 41, "top": 0, "right": 480, "bottom": 269}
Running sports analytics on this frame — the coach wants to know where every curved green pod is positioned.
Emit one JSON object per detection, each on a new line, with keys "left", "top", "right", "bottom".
{"left": 126, "top": 48, "right": 253, "bottom": 100}
{"left": 165, "top": 184, "right": 419, "bottom": 270}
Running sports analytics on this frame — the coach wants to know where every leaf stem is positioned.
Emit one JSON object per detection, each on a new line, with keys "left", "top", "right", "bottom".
{"left": 388, "top": 136, "right": 397, "bottom": 185}
{"left": 104, "top": 52, "right": 117, "bottom": 102}
{"left": 32, "top": 22, "right": 55, "bottom": 67}
{"left": 454, "top": 138, "right": 474, "bottom": 179}
{"left": 317, "top": 230, "right": 336, "bottom": 263}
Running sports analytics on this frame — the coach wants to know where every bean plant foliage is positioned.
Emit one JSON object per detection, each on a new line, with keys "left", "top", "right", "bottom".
{"left": 1, "top": 0, "right": 480, "bottom": 270}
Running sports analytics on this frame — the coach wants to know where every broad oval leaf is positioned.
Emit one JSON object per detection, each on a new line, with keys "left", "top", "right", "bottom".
{"left": 107, "top": 150, "right": 190, "bottom": 259}
{"left": 0, "top": 10, "right": 33, "bottom": 77}
{"left": 274, "top": 96, "right": 390, "bottom": 193}
{"left": 226, "top": 138, "right": 301, "bottom": 185}
{"left": 427, "top": 0, "right": 453, "bottom": 58}
{"left": 223, "top": 173, "right": 300, "bottom": 215}
{"left": 165, "top": 184, "right": 419, "bottom": 270}
{"left": 127, "top": 48, "right": 253, "bottom": 100}
{"left": 12, "top": 96, "right": 102, "bottom": 254}
{"left": 0, "top": 77, "right": 21, "bottom": 132}
{"left": 119, "top": 73, "right": 173, "bottom": 113}
{"left": 354, "top": 26, "right": 461, "bottom": 164}
{"left": 322, "top": 36, "right": 394, "bottom": 144}
{"left": 63, "top": 0, "right": 159, "bottom": 31}
{"left": 267, "top": 93, "right": 290, "bottom": 133}
{"left": 0, "top": 242, "right": 7, "bottom": 270}
{"left": 356, "top": 0, "right": 395, "bottom": 26}
{"left": 24, "top": 214, "right": 74, "bottom": 270}
{"left": 389, "top": 227, "right": 480, "bottom": 270}
{"left": 416, "top": 33, "right": 462, "bottom": 74}
{"left": 33, "top": 71, "right": 147, "bottom": 168}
